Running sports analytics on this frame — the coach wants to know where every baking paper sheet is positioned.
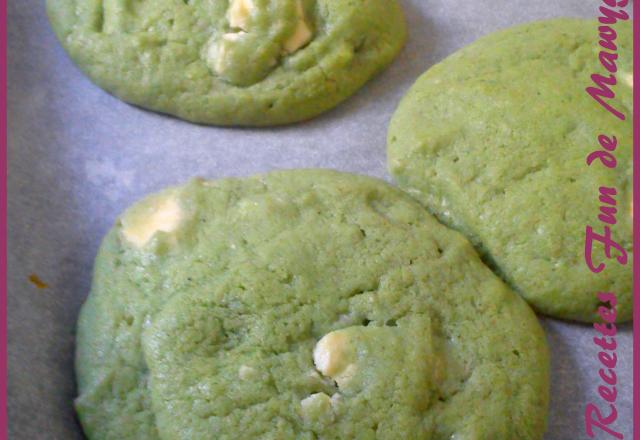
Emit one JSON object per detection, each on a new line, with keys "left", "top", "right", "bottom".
{"left": 7, "top": 0, "right": 633, "bottom": 438}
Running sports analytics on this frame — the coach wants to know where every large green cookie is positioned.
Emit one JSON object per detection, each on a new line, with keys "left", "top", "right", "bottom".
{"left": 388, "top": 19, "right": 633, "bottom": 323}
{"left": 47, "top": 0, "right": 406, "bottom": 126}
{"left": 75, "top": 170, "right": 549, "bottom": 439}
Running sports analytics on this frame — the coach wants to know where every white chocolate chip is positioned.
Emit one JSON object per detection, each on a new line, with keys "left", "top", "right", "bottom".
{"left": 208, "top": 41, "right": 226, "bottom": 74}
{"left": 301, "top": 392, "right": 331, "bottom": 409}
{"left": 211, "top": 0, "right": 311, "bottom": 82}
{"left": 300, "top": 393, "right": 333, "bottom": 421}
{"left": 223, "top": 32, "right": 246, "bottom": 42}
{"left": 313, "top": 331, "right": 350, "bottom": 377}
{"left": 208, "top": 32, "right": 247, "bottom": 74}
{"left": 313, "top": 330, "right": 356, "bottom": 387}
{"left": 238, "top": 365, "right": 257, "bottom": 380}
{"left": 121, "top": 192, "right": 183, "bottom": 248}
{"left": 228, "top": 0, "right": 254, "bottom": 31}
{"left": 283, "top": 0, "right": 312, "bottom": 54}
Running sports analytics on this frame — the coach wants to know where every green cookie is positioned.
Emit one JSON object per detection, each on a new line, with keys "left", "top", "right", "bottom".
{"left": 47, "top": 0, "right": 406, "bottom": 126}
{"left": 76, "top": 170, "right": 549, "bottom": 439}
{"left": 388, "top": 19, "right": 633, "bottom": 323}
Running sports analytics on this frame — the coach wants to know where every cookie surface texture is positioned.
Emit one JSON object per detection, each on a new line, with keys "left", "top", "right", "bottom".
{"left": 387, "top": 19, "right": 633, "bottom": 322}
{"left": 47, "top": 0, "right": 406, "bottom": 126}
{"left": 76, "top": 170, "right": 549, "bottom": 439}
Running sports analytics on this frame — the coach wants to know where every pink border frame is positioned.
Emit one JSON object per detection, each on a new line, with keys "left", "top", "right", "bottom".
{"left": 0, "top": 2, "right": 636, "bottom": 440}
{"left": 1, "top": 0, "right": 7, "bottom": 434}
{"left": 0, "top": 0, "right": 6, "bottom": 432}
{"left": 634, "top": 0, "right": 639, "bottom": 438}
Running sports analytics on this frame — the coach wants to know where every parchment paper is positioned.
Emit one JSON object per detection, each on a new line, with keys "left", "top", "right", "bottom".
{"left": 7, "top": 0, "right": 633, "bottom": 438}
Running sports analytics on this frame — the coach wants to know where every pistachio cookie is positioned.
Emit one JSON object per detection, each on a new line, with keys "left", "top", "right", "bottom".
{"left": 47, "top": 0, "right": 406, "bottom": 126}
{"left": 76, "top": 170, "right": 549, "bottom": 439}
{"left": 388, "top": 19, "right": 633, "bottom": 322}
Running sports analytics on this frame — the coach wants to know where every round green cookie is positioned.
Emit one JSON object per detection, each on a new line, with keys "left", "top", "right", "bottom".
{"left": 47, "top": 0, "right": 406, "bottom": 126}
{"left": 75, "top": 170, "right": 549, "bottom": 439}
{"left": 388, "top": 19, "right": 633, "bottom": 323}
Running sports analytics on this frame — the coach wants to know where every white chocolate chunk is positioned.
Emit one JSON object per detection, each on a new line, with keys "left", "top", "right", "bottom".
{"left": 283, "top": 0, "right": 312, "bottom": 54}
{"left": 238, "top": 365, "right": 257, "bottom": 380}
{"left": 228, "top": 0, "right": 254, "bottom": 31}
{"left": 313, "top": 330, "right": 356, "bottom": 387}
{"left": 208, "top": 32, "right": 247, "bottom": 74}
{"left": 121, "top": 192, "right": 183, "bottom": 248}
{"left": 223, "top": 32, "right": 245, "bottom": 42}
{"left": 313, "top": 331, "right": 350, "bottom": 377}
{"left": 208, "top": 41, "right": 226, "bottom": 74}
{"left": 284, "top": 21, "right": 312, "bottom": 53}
{"left": 301, "top": 392, "right": 331, "bottom": 409}
{"left": 300, "top": 393, "right": 333, "bottom": 421}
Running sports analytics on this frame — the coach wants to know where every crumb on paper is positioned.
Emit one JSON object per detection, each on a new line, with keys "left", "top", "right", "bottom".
{"left": 28, "top": 274, "right": 49, "bottom": 289}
